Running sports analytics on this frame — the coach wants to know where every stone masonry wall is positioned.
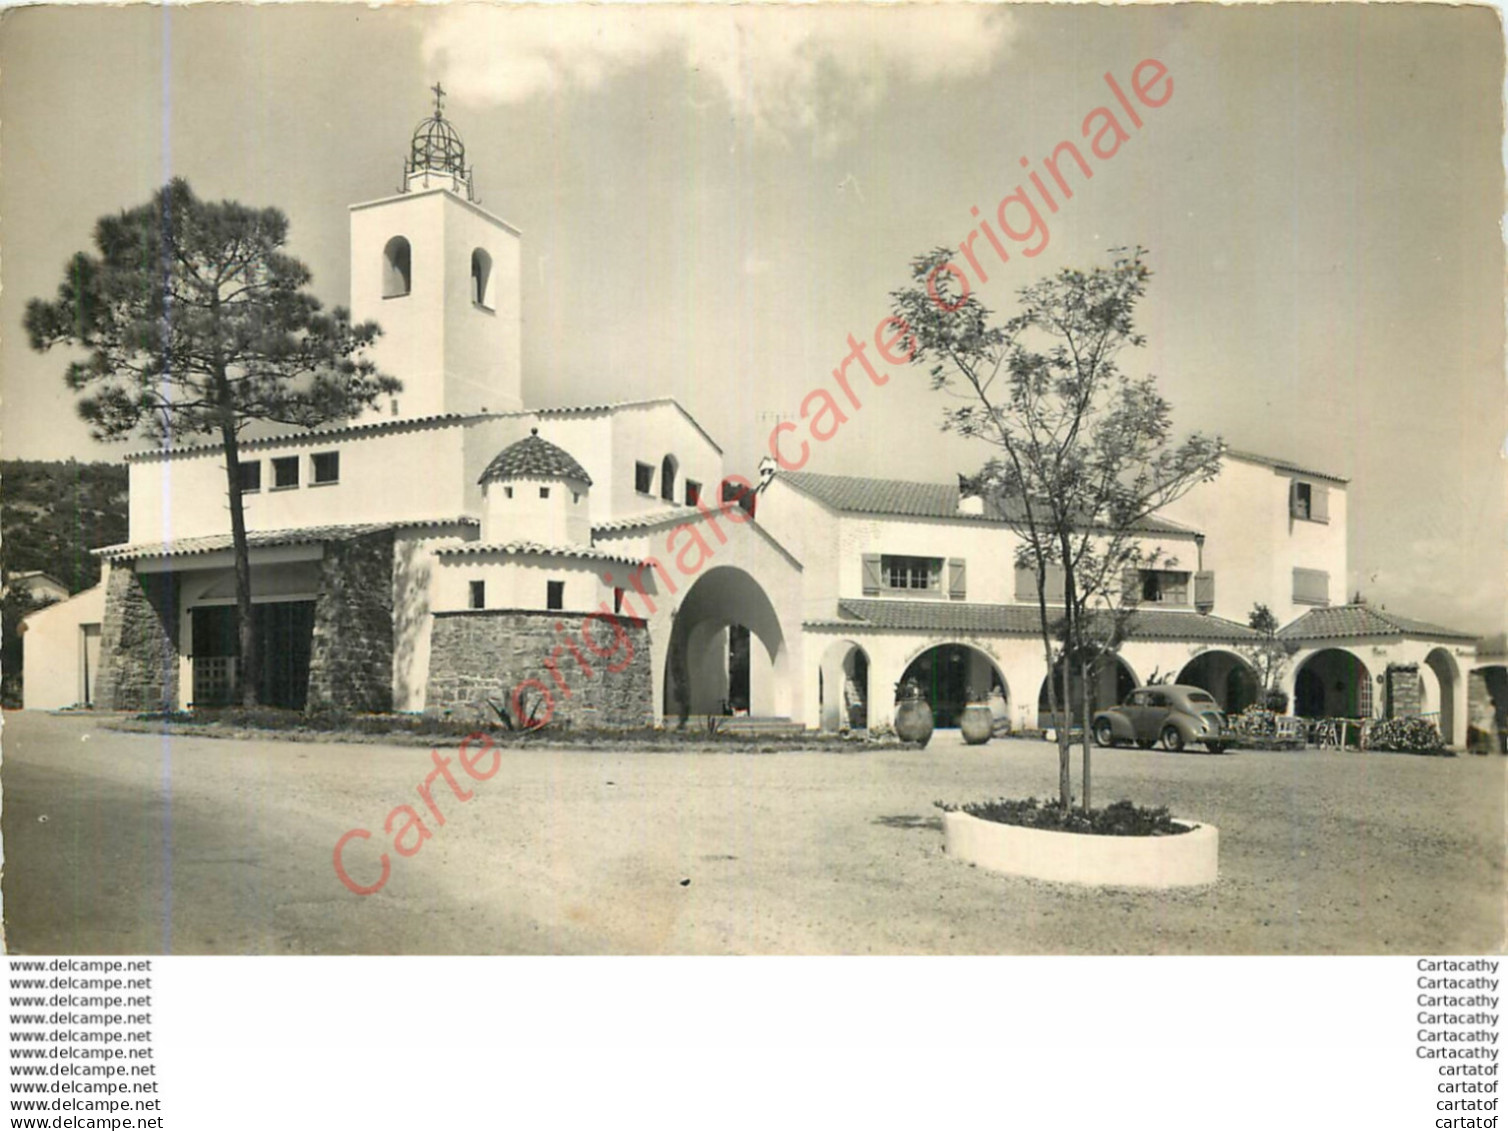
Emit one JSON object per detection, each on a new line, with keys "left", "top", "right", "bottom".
{"left": 95, "top": 566, "right": 180, "bottom": 712}
{"left": 1386, "top": 663, "right": 1422, "bottom": 718}
{"left": 307, "top": 530, "right": 396, "bottom": 713}
{"left": 426, "top": 609, "right": 652, "bottom": 728}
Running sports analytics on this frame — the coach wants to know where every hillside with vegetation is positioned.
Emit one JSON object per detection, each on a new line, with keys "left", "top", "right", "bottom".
{"left": 2, "top": 460, "right": 129, "bottom": 705}
{"left": 2, "top": 459, "right": 129, "bottom": 593}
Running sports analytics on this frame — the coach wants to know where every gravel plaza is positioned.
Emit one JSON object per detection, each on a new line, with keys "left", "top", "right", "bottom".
{"left": 2, "top": 711, "right": 1501, "bottom": 956}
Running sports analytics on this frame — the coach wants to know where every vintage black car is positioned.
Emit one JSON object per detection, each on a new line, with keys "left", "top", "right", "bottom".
{"left": 1091, "top": 684, "right": 1232, "bottom": 753}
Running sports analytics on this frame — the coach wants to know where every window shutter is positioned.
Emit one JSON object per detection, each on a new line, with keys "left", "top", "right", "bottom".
{"left": 1293, "top": 567, "right": 1329, "bottom": 605}
{"left": 1015, "top": 568, "right": 1036, "bottom": 602}
{"left": 1045, "top": 565, "right": 1066, "bottom": 603}
{"left": 1122, "top": 568, "right": 1141, "bottom": 602}
{"left": 1289, "top": 480, "right": 1301, "bottom": 519}
{"left": 1311, "top": 485, "right": 1330, "bottom": 524}
{"left": 862, "top": 554, "right": 881, "bottom": 596}
{"left": 948, "top": 558, "right": 966, "bottom": 600}
{"left": 1195, "top": 570, "right": 1215, "bottom": 611}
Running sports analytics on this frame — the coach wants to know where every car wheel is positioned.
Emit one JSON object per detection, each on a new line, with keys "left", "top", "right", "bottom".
{"left": 1161, "top": 726, "right": 1184, "bottom": 753}
{"left": 1093, "top": 720, "right": 1116, "bottom": 748}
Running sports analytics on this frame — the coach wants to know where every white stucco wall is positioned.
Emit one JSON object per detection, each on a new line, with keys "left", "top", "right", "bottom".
{"left": 1159, "top": 455, "right": 1348, "bottom": 625}
{"left": 480, "top": 475, "right": 592, "bottom": 546}
{"left": 20, "top": 582, "right": 106, "bottom": 710}
{"left": 350, "top": 187, "right": 522, "bottom": 419}
{"left": 432, "top": 552, "right": 615, "bottom": 616}
{"left": 127, "top": 422, "right": 476, "bottom": 545}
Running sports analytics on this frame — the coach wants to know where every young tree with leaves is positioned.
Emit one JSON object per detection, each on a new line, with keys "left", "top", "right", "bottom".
{"left": 1241, "top": 602, "right": 1298, "bottom": 711}
{"left": 26, "top": 179, "right": 400, "bottom": 707}
{"left": 891, "top": 246, "right": 1222, "bottom": 810}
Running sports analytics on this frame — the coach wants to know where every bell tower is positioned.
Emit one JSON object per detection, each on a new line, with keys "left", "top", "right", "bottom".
{"left": 349, "top": 84, "right": 523, "bottom": 419}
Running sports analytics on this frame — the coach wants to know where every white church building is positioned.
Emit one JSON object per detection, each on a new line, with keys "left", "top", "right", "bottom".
{"left": 23, "top": 99, "right": 1482, "bottom": 744}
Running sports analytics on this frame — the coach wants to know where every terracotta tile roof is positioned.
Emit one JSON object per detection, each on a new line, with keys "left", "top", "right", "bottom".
{"left": 535, "top": 397, "right": 725, "bottom": 455}
{"left": 1280, "top": 604, "right": 1476, "bottom": 643}
{"left": 810, "top": 599, "right": 1261, "bottom": 642}
{"left": 478, "top": 429, "right": 593, "bottom": 485}
{"left": 592, "top": 506, "right": 702, "bottom": 534}
{"left": 778, "top": 472, "right": 1196, "bottom": 536}
{"left": 1225, "top": 449, "right": 1349, "bottom": 485}
{"left": 94, "top": 518, "right": 478, "bottom": 562}
{"left": 123, "top": 412, "right": 506, "bottom": 462}
{"left": 433, "top": 541, "right": 646, "bottom": 567}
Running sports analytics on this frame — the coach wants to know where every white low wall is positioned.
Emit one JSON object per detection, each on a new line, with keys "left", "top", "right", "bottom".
{"left": 942, "top": 811, "right": 1218, "bottom": 888}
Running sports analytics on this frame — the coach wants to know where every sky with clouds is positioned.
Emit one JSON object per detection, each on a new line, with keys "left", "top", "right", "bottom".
{"left": 1, "top": 3, "right": 1502, "bottom": 635}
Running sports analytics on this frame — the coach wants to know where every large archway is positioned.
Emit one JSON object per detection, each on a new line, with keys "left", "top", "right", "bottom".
{"left": 1178, "top": 650, "right": 1260, "bottom": 713}
{"left": 817, "top": 638, "right": 871, "bottom": 732}
{"left": 663, "top": 565, "right": 791, "bottom": 723}
{"left": 1036, "top": 654, "right": 1136, "bottom": 730}
{"left": 901, "top": 643, "right": 1008, "bottom": 728}
{"left": 1424, "top": 647, "right": 1460, "bottom": 745}
{"left": 1294, "top": 648, "right": 1372, "bottom": 718}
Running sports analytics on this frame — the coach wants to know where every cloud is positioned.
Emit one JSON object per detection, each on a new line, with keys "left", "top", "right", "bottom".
{"left": 421, "top": 5, "right": 1015, "bottom": 146}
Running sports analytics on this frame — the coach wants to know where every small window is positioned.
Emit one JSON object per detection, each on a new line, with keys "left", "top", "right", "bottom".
{"left": 660, "top": 455, "right": 678, "bottom": 502}
{"left": 1139, "top": 570, "right": 1189, "bottom": 605}
{"left": 1292, "top": 481, "right": 1312, "bottom": 520}
{"left": 614, "top": 588, "right": 624, "bottom": 614}
{"left": 546, "top": 580, "right": 565, "bottom": 611}
{"left": 471, "top": 248, "right": 493, "bottom": 309}
{"left": 1148, "top": 691, "right": 1171, "bottom": 709}
{"left": 238, "top": 461, "right": 261, "bottom": 493}
{"left": 685, "top": 480, "right": 701, "bottom": 507}
{"left": 881, "top": 554, "right": 942, "bottom": 592}
{"left": 572, "top": 491, "right": 581, "bottom": 505}
{"left": 469, "top": 581, "right": 485, "bottom": 610}
{"left": 504, "top": 486, "right": 514, "bottom": 499}
{"left": 383, "top": 236, "right": 412, "bottom": 298}
{"left": 635, "top": 462, "right": 654, "bottom": 494}
{"left": 539, "top": 487, "right": 550, "bottom": 500}
{"left": 311, "top": 451, "right": 339, "bottom": 485}
{"left": 272, "top": 457, "right": 299, "bottom": 489}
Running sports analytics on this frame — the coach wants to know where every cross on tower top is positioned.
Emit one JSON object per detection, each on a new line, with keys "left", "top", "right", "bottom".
{"left": 431, "top": 81, "right": 446, "bottom": 118}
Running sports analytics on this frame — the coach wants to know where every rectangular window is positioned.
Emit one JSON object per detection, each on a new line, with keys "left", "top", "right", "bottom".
{"left": 539, "top": 487, "right": 550, "bottom": 499}
{"left": 635, "top": 462, "right": 654, "bottom": 494}
{"left": 881, "top": 555, "right": 942, "bottom": 593}
{"left": 547, "top": 580, "right": 565, "bottom": 611}
{"left": 614, "top": 588, "right": 625, "bottom": 615}
{"left": 1293, "top": 567, "right": 1330, "bottom": 606}
{"left": 1290, "top": 480, "right": 1330, "bottom": 523}
{"left": 685, "top": 480, "right": 701, "bottom": 507}
{"left": 469, "top": 581, "right": 485, "bottom": 610}
{"left": 238, "top": 461, "right": 261, "bottom": 493}
{"left": 272, "top": 456, "right": 299, "bottom": 489}
{"left": 311, "top": 451, "right": 339, "bottom": 485}
{"left": 504, "top": 486, "right": 514, "bottom": 499}
{"left": 1139, "top": 570, "right": 1190, "bottom": 606}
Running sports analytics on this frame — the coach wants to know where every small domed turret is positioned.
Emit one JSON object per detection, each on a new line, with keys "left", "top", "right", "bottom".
{"left": 479, "top": 429, "right": 592, "bottom": 545}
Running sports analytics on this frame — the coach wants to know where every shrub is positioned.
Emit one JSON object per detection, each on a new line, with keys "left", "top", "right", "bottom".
{"left": 1368, "top": 715, "right": 1447, "bottom": 755}
{"left": 935, "top": 796, "right": 1192, "bottom": 837}
{"left": 1263, "top": 688, "right": 1289, "bottom": 713}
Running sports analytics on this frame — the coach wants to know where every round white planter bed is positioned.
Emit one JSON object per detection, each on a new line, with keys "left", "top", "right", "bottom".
{"left": 941, "top": 810, "right": 1218, "bottom": 888}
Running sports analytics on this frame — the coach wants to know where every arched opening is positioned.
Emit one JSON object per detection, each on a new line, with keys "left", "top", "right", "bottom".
{"left": 901, "top": 644, "right": 1008, "bottom": 729}
{"left": 1473, "top": 665, "right": 1508, "bottom": 752}
{"left": 663, "top": 565, "right": 790, "bottom": 723}
{"left": 1294, "top": 648, "right": 1372, "bottom": 718}
{"left": 471, "top": 248, "right": 492, "bottom": 308}
{"left": 383, "top": 236, "right": 412, "bottom": 298}
{"left": 1177, "top": 650, "right": 1260, "bottom": 713}
{"left": 818, "top": 639, "right": 871, "bottom": 732}
{"left": 660, "top": 455, "right": 678, "bottom": 503}
{"left": 1424, "top": 647, "right": 1459, "bottom": 745}
{"left": 1037, "top": 653, "right": 1136, "bottom": 730}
